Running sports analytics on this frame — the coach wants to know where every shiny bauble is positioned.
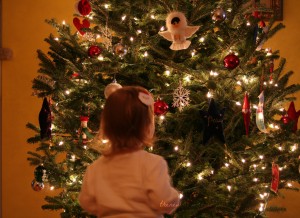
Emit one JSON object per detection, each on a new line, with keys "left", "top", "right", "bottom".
{"left": 113, "top": 43, "right": 127, "bottom": 57}
{"left": 223, "top": 54, "right": 240, "bottom": 70}
{"left": 212, "top": 8, "right": 226, "bottom": 21}
{"left": 154, "top": 99, "right": 169, "bottom": 116}
{"left": 77, "top": 0, "right": 92, "bottom": 16}
{"left": 88, "top": 45, "right": 102, "bottom": 57}
{"left": 104, "top": 82, "right": 122, "bottom": 99}
{"left": 31, "top": 179, "right": 45, "bottom": 192}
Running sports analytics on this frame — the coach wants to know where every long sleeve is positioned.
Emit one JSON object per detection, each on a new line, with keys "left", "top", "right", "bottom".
{"left": 78, "top": 167, "right": 98, "bottom": 215}
{"left": 144, "top": 156, "right": 180, "bottom": 214}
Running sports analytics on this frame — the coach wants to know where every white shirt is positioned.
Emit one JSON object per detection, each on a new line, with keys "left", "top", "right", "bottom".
{"left": 79, "top": 149, "right": 180, "bottom": 218}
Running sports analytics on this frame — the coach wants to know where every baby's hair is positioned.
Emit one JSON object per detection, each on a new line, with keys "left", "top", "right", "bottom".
{"left": 100, "top": 86, "right": 154, "bottom": 155}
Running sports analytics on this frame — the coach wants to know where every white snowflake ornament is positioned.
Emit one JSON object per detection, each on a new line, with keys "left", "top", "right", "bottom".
{"left": 172, "top": 82, "right": 190, "bottom": 111}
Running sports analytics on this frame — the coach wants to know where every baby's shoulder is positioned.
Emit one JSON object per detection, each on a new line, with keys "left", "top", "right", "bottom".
{"left": 139, "top": 150, "right": 165, "bottom": 165}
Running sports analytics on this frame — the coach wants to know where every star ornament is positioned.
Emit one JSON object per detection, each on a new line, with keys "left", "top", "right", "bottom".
{"left": 201, "top": 98, "right": 225, "bottom": 144}
{"left": 158, "top": 11, "right": 200, "bottom": 50}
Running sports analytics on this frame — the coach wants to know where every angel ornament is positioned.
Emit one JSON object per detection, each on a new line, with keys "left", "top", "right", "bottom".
{"left": 159, "top": 11, "right": 200, "bottom": 50}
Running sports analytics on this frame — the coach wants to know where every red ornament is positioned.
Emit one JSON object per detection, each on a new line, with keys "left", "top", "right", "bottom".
{"left": 242, "top": 92, "right": 250, "bottom": 136}
{"left": 281, "top": 101, "right": 300, "bottom": 132}
{"left": 223, "top": 54, "right": 240, "bottom": 70}
{"left": 271, "top": 163, "right": 279, "bottom": 193}
{"left": 88, "top": 45, "right": 102, "bottom": 57}
{"left": 77, "top": 0, "right": 91, "bottom": 16}
{"left": 73, "top": 17, "right": 90, "bottom": 35}
{"left": 154, "top": 98, "right": 169, "bottom": 116}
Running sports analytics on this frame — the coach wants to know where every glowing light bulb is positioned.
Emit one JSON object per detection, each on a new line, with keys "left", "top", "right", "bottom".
{"left": 237, "top": 81, "right": 242, "bottom": 85}
{"left": 165, "top": 70, "right": 170, "bottom": 76}
{"left": 253, "top": 178, "right": 259, "bottom": 182}
{"left": 241, "top": 159, "right": 246, "bottom": 163}
{"left": 143, "top": 51, "right": 148, "bottom": 57}
{"left": 50, "top": 186, "right": 55, "bottom": 190}
{"left": 98, "top": 55, "right": 104, "bottom": 61}
{"left": 151, "top": 15, "right": 155, "bottom": 19}
{"left": 179, "top": 193, "right": 184, "bottom": 199}
{"left": 207, "top": 91, "right": 213, "bottom": 98}
{"left": 259, "top": 155, "right": 264, "bottom": 159}
{"left": 186, "top": 162, "right": 191, "bottom": 167}
{"left": 184, "top": 75, "right": 191, "bottom": 82}
{"left": 174, "top": 146, "right": 179, "bottom": 151}
{"left": 191, "top": 51, "right": 195, "bottom": 57}
{"left": 199, "top": 37, "right": 205, "bottom": 42}
{"left": 247, "top": 21, "right": 251, "bottom": 26}
{"left": 197, "top": 174, "right": 203, "bottom": 180}
{"left": 149, "top": 146, "right": 153, "bottom": 151}
{"left": 121, "top": 15, "right": 126, "bottom": 21}
{"left": 225, "top": 163, "right": 229, "bottom": 167}
{"left": 236, "top": 101, "right": 241, "bottom": 106}
{"left": 54, "top": 37, "right": 59, "bottom": 41}
{"left": 227, "top": 185, "right": 232, "bottom": 191}
{"left": 59, "top": 141, "right": 64, "bottom": 146}
{"left": 159, "top": 115, "right": 165, "bottom": 120}
{"left": 104, "top": 4, "right": 109, "bottom": 9}
{"left": 287, "top": 183, "right": 292, "bottom": 187}
{"left": 160, "top": 26, "right": 165, "bottom": 31}
{"left": 130, "top": 37, "right": 134, "bottom": 42}
{"left": 137, "top": 30, "right": 142, "bottom": 34}
{"left": 65, "top": 90, "right": 70, "bottom": 95}
{"left": 62, "top": 20, "right": 66, "bottom": 25}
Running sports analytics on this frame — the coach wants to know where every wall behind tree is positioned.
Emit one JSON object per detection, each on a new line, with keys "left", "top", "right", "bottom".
{"left": 1, "top": 0, "right": 300, "bottom": 218}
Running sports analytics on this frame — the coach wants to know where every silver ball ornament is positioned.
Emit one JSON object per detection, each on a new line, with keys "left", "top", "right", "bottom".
{"left": 104, "top": 81, "right": 122, "bottom": 99}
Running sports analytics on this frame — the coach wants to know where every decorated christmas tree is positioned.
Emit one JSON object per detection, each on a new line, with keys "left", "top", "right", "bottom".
{"left": 27, "top": 0, "right": 300, "bottom": 217}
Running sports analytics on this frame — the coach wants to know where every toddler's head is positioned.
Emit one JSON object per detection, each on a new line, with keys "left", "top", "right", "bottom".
{"left": 100, "top": 86, "right": 155, "bottom": 155}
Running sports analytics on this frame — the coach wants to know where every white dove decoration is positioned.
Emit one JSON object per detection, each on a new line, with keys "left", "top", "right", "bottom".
{"left": 159, "top": 11, "right": 200, "bottom": 50}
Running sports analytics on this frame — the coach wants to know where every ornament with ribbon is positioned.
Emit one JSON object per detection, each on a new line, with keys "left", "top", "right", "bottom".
{"left": 271, "top": 163, "right": 280, "bottom": 193}
{"left": 281, "top": 101, "right": 300, "bottom": 132}
{"left": 158, "top": 11, "right": 200, "bottom": 50}
{"left": 242, "top": 92, "right": 251, "bottom": 136}
{"left": 39, "top": 97, "right": 52, "bottom": 140}
{"left": 256, "top": 91, "right": 268, "bottom": 133}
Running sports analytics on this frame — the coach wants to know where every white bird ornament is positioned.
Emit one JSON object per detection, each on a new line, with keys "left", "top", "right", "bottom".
{"left": 159, "top": 11, "right": 200, "bottom": 50}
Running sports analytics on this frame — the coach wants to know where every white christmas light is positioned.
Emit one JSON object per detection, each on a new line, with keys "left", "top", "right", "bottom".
{"left": 259, "top": 155, "right": 264, "bottom": 159}
{"left": 144, "top": 51, "right": 148, "bottom": 57}
{"left": 210, "top": 70, "right": 218, "bottom": 76}
{"left": 65, "top": 90, "right": 70, "bottom": 95}
{"left": 165, "top": 70, "right": 171, "bottom": 76}
{"left": 241, "top": 159, "right": 246, "bottom": 163}
{"left": 98, "top": 55, "right": 104, "bottom": 61}
{"left": 179, "top": 193, "right": 184, "bottom": 199}
{"left": 253, "top": 178, "right": 259, "bottom": 182}
{"left": 137, "top": 30, "right": 142, "bottom": 34}
{"left": 130, "top": 37, "right": 134, "bottom": 42}
{"left": 159, "top": 115, "right": 165, "bottom": 120}
{"left": 237, "top": 81, "right": 242, "bottom": 85}
{"left": 160, "top": 26, "right": 165, "bottom": 31}
{"left": 199, "top": 37, "right": 205, "bottom": 42}
{"left": 236, "top": 101, "right": 241, "bottom": 106}
{"left": 151, "top": 15, "right": 155, "bottom": 19}
{"left": 50, "top": 186, "right": 55, "bottom": 191}
{"left": 186, "top": 162, "right": 192, "bottom": 167}
{"left": 225, "top": 163, "right": 229, "bottom": 167}
{"left": 54, "top": 37, "right": 59, "bottom": 41}
{"left": 259, "top": 203, "right": 265, "bottom": 212}
{"left": 104, "top": 4, "right": 109, "bottom": 9}
{"left": 184, "top": 75, "right": 191, "bottom": 82}
{"left": 287, "top": 183, "right": 292, "bottom": 187}
{"left": 62, "top": 20, "right": 66, "bottom": 25}
{"left": 227, "top": 185, "right": 232, "bottom": 191}
{"left": 253, "top": 104, "right": 258, "bottom": 109}
{"left": 59, "top": 141, "right": 64, "bottom": 146}
{"left": 191, "top": 51, "right": 195, "bottom": 57}
{"left": 207, "top": 91, "right": 213, "bottom": 98}
{"left": 247, "top": 21, "right": 251, "bottom": 26}
{"left": 83, "top": 145, "right": 87, "bottom": 149}
{"left": 149, "top": 146, "right": 153, "bottom": 151}
{"left": 174, "top": 146, "right": 179, "bottom": 151}
{"left": 197, "top": 174, "right": 203, "bottom": 180}
{"left": 121, "top": 15, "right": 126, "bottom": 21}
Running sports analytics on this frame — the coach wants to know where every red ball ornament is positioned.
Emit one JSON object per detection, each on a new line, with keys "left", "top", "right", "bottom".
{"left": 223, "top": 54, "right": 240, "bottom": 70}
{"left": 88, "top": 45, "right": 102, "bottom": 57}
{"left": 154, "top": 98, "right": 169, "bottom": 116}
{"left": 77, "top": 0, "right": 92, "bottom": 16}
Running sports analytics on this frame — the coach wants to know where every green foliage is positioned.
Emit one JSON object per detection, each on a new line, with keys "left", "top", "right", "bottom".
{"left": 27, "top": 0, "right": 300, "bottom": 217}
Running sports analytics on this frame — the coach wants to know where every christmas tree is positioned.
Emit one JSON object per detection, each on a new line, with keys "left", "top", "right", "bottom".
{"left": 27, "top": 0, "right": 300, "bottom": 217}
